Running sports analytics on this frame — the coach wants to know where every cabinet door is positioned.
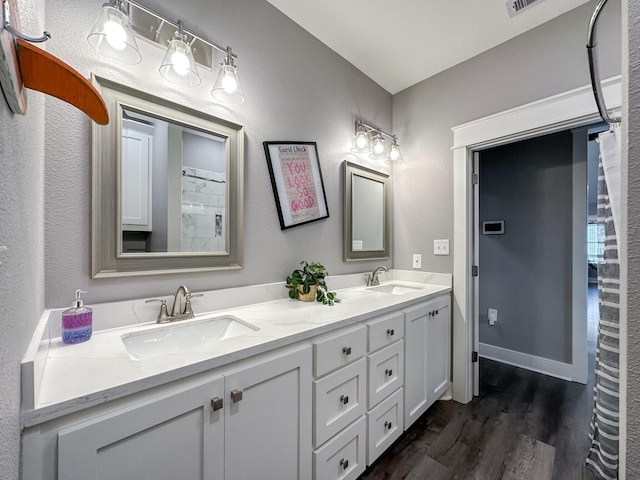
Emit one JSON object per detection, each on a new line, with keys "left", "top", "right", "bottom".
{"left": 224, "top": 345, "right": 312, "bottom": 480}
{"left": 58, "top": 375, "right": 224, "bottom": 480}
{"left": 404, "top": 304, "right": 428, "bottom": 429}
{"left": 426, "top": 296, "right": 451, "bottom": 406}
{"left": 121, "top": 122, "right": 153, "bottom": 231}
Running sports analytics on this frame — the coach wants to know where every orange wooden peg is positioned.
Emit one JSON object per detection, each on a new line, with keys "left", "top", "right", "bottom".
{"left": 15, "top": 38, "right": 109, "bottom": 125}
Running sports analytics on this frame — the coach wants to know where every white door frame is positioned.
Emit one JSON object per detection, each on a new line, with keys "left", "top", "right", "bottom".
{"left": 450, "top": 76, "right": 622, "bottom": 403}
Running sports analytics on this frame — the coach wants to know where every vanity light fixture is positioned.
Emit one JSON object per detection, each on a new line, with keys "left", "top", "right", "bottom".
{"left": 211, "top": 47, "right": 245, "bottom": 104}
{"left": 87, "top": 0, "right": 245, "bottom": 102}
{"left": 352, "top": 120, "right": 404, "bottom": 162}
{"left": 388, "top": 136, "right": 404, "bottom": 163}
{"left": 159, "top": 21, "right": 200, "bottom": 87}
{"left": 87, "top": 0, "right": 141, "bottom": 65}
{"left": 351, "top": 122, "right": 372, "bottom": 153}
{"left": 369, "top": 131, "right": 388, "bottom": 160}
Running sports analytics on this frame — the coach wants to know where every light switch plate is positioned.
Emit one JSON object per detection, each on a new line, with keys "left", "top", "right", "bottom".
{"left": 434, "top": 239, "right": 450, "bottom": 255}
{"left": 412, "top": 254, "right": 422, "bottom": 269}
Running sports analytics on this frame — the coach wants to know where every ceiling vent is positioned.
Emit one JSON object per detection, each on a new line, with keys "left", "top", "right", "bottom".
{"left": 506, "top": 0, "right": 546, "bottom": 17}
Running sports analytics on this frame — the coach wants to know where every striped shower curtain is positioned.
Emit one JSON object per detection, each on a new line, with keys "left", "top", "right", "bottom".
{"left": 586, "top": 126, "right": 621, "bottom": 480}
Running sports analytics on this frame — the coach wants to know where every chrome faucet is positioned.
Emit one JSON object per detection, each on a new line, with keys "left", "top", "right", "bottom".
{"left": 171, "top": 285, "right": 192, "bottom": 317}
{"left": 367, "top": 266, "right": 389, "bottom": 286}
{"left": 146, "top": 285, "right": 202, "bottom": 323}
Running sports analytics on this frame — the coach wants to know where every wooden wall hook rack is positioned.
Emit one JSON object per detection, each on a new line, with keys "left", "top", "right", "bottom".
{"left": 0, "top": 0, "right": 109, "bottom": 124}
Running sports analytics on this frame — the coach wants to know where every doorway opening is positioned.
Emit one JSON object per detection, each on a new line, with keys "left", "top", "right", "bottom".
{"left": 471, "top": 123, "right": 606, "bottom": 390}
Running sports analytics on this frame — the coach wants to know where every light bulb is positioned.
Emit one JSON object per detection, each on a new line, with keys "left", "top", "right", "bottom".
{"left": 389, "top": 145, "right": 400, "bottom": 160}
{"left": 103, "top": 20, "right": 127, "bottom": 50}
{"left": 355, "top": 132, "right": 368, "bottom": 149}
{"left": 171, "top": 50, "right": 190, "bottom": 76}
{"left": 373, "top": 139, "right": 385, "bottom": 154}
{"left": 221, "top": 71, "right": 238, "bottom": 93}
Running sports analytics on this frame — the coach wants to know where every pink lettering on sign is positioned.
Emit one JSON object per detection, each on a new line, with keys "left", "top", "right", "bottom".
{"left": 278, "top": 145, "right": 320, "bottom": 222}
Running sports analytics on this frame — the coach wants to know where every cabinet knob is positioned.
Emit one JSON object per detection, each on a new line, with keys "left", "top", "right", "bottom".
{"left": 340, "top": 458, "right": 349, "bottom": 470}
{"left": 210, "top": 396, "right": 224, "bottom": 411}
{"left": 385, "top": 368, "right": 393, "bottom": 377}
{"left": 343, "top": 346, "right": 352, "bottom": 355}
{"left": 230, "top": 389, "right": 243, "bottom": 403}
{"left": 384, "top": 421, "right": 392, "bottom": 430}
{"left": 386, "top": 328, "right": 395, "bottom": 336}
{"left": 340, "top": 394, "right": 349, "bottom": 405}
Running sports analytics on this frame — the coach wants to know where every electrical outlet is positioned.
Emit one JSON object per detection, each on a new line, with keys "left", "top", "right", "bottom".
{"left": 488, "top": 308, "right": 498, "bottom": 326}
{"left": 434, "top": 239, "right": 450, "bottom": 255}
{"left": 412, "top": 254, "right": 422, "bottom": 269}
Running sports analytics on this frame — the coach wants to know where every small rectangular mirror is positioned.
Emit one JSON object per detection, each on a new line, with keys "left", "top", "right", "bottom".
{"left": 92, "top": 76, "right": 244, "bottom": 277}
{"left": 343, "top": 161, "right": 391, "bottom": 261}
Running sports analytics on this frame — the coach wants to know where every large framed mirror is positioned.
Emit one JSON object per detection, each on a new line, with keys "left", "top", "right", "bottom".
{"left": 343, "top": 161, "right": 391, "bottom": 261}
{"left": 91, "top": 76, "right": 244, "bottom": 277}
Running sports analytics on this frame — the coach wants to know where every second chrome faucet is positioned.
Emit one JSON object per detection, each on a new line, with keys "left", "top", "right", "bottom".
{"left": 366, "top": 266, "right": 389, "bottom": 286}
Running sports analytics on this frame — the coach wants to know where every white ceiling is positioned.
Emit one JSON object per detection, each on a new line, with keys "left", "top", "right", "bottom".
{"left": 265, "top": 0, "right": 592, "bottom": 94}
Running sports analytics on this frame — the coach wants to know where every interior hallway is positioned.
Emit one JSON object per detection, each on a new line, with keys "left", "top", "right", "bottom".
{"left": 361, "top": 286, "right": 600, "bottom": 480}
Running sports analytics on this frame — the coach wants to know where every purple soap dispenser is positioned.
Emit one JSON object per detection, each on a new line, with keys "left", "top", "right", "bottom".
{"left": 62, "top": 290, "right": 92, "bottom": 344}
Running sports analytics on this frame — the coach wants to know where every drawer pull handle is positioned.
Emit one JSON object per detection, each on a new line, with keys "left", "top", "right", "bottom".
{"left": 230, "top": 389, "right": 243, "bottom": 403}
{"left": 210, "top": 396, "right": 224, "bottom": 411}
{"left": 385, "top": 368, "right": 393, "bottom": 377}
{"left": 340, "top": 394, "right": 349, "bottom": 405}
{"left": 340, "top": 458, "right": 349, "bottom": 470}
{"left": 386, "top": 328, "right": 395, "bottom": 336}
{"left": 343, "top": 346, "right": 352, "bottom": 355}
{"left": 385, "top": 421, "right": 392, "bottom": 430}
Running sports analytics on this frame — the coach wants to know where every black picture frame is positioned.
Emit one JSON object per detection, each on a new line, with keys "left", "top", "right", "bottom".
{"left": 263, "top": 141, "right": 330, "bottom": 230}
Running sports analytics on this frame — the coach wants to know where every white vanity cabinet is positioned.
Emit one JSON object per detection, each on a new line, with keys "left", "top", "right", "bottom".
{"left": 404, "top": 294, "right": 451, "bottom": 429}
{"left": 312, "top": 326, "right": 368, "bottom": 480}
{"left": 23, "top": 344, "right": 312, "bottom": 480}
{"left": 365, "top": 312, "right": 404, "bottom": 464}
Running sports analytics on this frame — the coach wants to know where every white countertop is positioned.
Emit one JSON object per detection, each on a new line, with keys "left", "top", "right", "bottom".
{"left": 21, "top": 271, "right": 451, "bottom": 427}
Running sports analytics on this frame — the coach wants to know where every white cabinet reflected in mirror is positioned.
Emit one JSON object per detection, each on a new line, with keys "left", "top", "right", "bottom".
{"left": 343, "top": 161, "right": 391, "bottom": 261}
{"left": 92, "top": 76, "right": 244, "bottom": 277}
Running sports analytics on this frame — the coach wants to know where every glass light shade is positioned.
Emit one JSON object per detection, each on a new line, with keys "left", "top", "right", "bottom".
{"left": 159, "top": 33, "right": 201, "bottom": 87}
{"left": 87, "top": 3, "right": 141, "bottom": 65}
{"left": 211, "top": 63, "right": 245, "bottom": 104}
{"left": 369, "top": 134, "right": 388, "bottom": 160}
{"left": 351, "top": 129, "right": 371, "bottom": 153}
{"left": 387, "top": 141, "right": 404, "bottom": 163}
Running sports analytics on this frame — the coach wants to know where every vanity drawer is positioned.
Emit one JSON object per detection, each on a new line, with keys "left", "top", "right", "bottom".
{"left": 367, "top": 340, "right": 404, "bottom": 409}
{"left": 367, "top": 388, "right": 404, "bottom": 465}
{"left": 314, "top": 359, "right": 366, "bottom": 448}
{"left": 313, "top": 416, "right": 366, "bottom": 480}
{"left": 367, "top": 312, "right": 404, "bottom": 353}
{"left": 314, "top": 326, "right": 367, "bottom": 378}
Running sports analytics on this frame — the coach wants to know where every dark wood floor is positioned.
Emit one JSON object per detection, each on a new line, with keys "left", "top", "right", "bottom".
{"left": 360, "top": 358, "right": 600, "bottom": 480}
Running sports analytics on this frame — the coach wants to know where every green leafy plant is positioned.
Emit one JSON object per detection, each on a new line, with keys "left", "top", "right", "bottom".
{"left": 285, "top": 261, "right": 340, "bottom": 306}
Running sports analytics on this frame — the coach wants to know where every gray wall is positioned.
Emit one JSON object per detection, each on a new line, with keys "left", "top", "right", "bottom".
{"left": 478, "top": 131, "right": 574, "bottom": 363}
{"left": 391, "top": 0, "right": 621, "bottom": 273}
{"left": 626, "top": 0, "right": 640, "bottom": 474}
{"left": 0, "top": 2, "right": 46, "bottom": 478}
{"left": 43, "top": 0, "right": 392, "bottom": 307}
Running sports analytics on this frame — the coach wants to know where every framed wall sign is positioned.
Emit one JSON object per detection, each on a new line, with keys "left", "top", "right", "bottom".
{"left": 263, "top": 141, "right": 329, "bottom": 229}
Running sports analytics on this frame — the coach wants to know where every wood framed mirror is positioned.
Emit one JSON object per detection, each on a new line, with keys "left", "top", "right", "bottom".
{"left": 91, "top": 76, "right": 244, "bottom": 277}
{"left": 343, "top": 161, "right": 391, "bottom": 261}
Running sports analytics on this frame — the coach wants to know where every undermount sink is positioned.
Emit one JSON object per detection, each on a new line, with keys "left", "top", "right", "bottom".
{"left": 121, "top": 315, "right": 259, "bottom": 360}
{"left": 366, "top": 283, "right": 424, "bottom": 295}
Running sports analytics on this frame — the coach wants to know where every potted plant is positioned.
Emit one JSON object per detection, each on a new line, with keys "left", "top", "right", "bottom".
{"left": 286, "top": 261, "right": 340, "bottom": 306}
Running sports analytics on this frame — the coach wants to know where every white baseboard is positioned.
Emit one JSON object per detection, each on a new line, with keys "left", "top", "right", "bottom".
{"left": 479, "top": 343, "right": 577, "bottom": 382}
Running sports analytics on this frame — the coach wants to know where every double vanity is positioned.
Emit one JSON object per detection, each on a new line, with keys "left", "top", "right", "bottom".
{"left": 21, "top": 270, "right": 451, "bottom": 479}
